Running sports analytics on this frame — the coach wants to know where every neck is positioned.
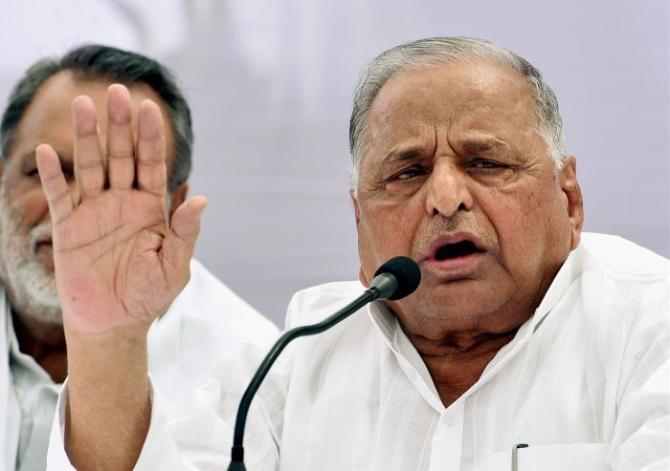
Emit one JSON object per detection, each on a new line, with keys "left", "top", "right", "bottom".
{"left": 406, "top": 326, "right": 519, "bottom": 407}
{"left": 11, "top": 309, "right": 67, "bottom": 383}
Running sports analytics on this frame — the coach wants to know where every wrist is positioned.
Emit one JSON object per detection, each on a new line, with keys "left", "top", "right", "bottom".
{"left": 64, "top": 327, "right": 152, "bottom": 470}
{"left": 65, "top": 324, "right": 150, "bottom": 386}
{"left": 64, "top": 321, "right": 150, "bottom": 347}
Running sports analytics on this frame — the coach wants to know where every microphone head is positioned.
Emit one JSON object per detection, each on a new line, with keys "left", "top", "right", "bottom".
{"left": 373, "top": 256, "right": 421, "bottom": 300}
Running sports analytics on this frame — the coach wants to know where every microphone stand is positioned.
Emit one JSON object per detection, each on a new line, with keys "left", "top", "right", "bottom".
{"left": 227, "top": 286, "right": 382, "bottom": 470}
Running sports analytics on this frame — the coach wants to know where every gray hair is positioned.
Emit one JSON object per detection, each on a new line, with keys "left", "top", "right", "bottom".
{"left": 348, "top": 37, "right": 566, "bottom": 191}
{"left": 0, "top": 44, "right": 193, "bottom": 191}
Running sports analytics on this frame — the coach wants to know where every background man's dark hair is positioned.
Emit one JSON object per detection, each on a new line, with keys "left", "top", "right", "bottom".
{"left": 0, "top": 44, "right": 193, "bottom": 191}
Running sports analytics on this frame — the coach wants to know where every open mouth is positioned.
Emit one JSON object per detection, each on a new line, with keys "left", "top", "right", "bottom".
{"left": 434, "top": 240, "right": 485, "bottom": 261}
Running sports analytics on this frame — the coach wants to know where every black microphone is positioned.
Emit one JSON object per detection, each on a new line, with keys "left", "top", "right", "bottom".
{"left": 227, "top": 256, "right": 421, "bottom": 470}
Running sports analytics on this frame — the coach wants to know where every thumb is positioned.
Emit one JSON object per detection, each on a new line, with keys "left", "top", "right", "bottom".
{"left": 162, "top": 195, "right": 208, "bottom": 272}
{"left": 170, "top": 195, "right": 208, "bottom": 243}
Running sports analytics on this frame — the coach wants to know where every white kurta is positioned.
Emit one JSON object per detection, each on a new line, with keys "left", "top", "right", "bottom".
{"left": 0, "top": 258, "right": 278, "bottom": 471}
{"left": 48, "top": 233, "right": 669, "bottom": 470}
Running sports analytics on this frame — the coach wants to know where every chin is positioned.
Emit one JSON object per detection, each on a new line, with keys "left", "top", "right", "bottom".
{"left": 23, "top": 305, "right": 64, "bottom": 325}
{"left": 402, "top": 282, "right": 509, "bottom": 322}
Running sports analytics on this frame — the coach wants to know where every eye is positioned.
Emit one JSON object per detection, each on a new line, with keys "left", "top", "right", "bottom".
{"left": 466, "top": 157, "right": 516, "bottom": 186}
{"left": 390, "top": 165, "right": 427, "bottom": 181}
{"left": 21, "top": 154, "right": 40, "bottom": 178}
{"left": 469, "top": 158, "right": 505, "bottom": 170}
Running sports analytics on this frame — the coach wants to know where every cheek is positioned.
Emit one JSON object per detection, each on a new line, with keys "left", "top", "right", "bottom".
{"left": 357, "top": 199, "right": 422, "bottom": 268}
{"left": 481, "top": 186, "right": 526, "bottom": 228}
{"left": 480, "top": 186, "right": 541, "bottom": 253}
{"left": 484, "top": 185, "right": 565, "bottom": 272}
{"left": 11, "top": 187, "right": 49, "bottom": 227}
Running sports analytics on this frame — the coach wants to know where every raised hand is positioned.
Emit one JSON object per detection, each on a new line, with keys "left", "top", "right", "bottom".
{"left": 36, "top": 84, "right": 207, "bottom": 336}
{"left": 36, "top": 84, "right": 207, "bottom": 470}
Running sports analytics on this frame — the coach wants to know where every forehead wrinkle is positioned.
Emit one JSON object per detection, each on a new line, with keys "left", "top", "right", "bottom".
{"left": 381, "top": 146, "right": 422, "bottom": 165}
{"left": 379, "top": 124, "right": 437, "bottom": 165}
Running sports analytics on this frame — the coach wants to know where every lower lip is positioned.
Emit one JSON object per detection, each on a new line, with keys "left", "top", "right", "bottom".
{"left": 421, "top": 252, "right": 487, "bottom": 279}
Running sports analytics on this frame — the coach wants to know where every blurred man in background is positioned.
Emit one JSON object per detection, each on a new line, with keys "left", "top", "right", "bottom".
{"left": 0, "top": 44, "right": 277, "bottom": 470}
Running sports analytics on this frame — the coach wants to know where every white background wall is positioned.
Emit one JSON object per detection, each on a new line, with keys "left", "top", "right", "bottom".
{"left": 1, "top": 0, "right": 668, "bottom": 325}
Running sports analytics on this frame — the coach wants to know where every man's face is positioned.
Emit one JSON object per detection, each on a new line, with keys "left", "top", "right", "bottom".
{"left": 0, "top": 71, "right": 177, "bottom": 324}
{"left": 353, "top": 61, "right": 583, "bottom": 338}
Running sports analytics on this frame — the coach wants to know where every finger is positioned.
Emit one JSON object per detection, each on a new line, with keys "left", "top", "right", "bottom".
{"left": 107, "top": 84, "right": 135, "bottom": 190}
{"left": 136, "top": 99, "right": 167, "bottom": 197}
{"left": 36, "top": 144, "right": 74, "bottom": 223}
{"left": 72, "top": 95, "right": 105, "bottom": 199}
{"left": 162, "top": 196, "right": 208, "bottom": 271}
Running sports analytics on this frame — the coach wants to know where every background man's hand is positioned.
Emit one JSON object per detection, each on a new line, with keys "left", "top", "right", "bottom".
{"left": 36, "top": 84, "right": 207, "bottom": 336}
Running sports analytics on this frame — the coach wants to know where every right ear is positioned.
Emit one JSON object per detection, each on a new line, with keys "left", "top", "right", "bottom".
{"left": 350, "top": 190, "right": 369, "bottom": 287}
{"left": 358, "top": 266, "right": 369, "bottom": 287}
{"left": 350, "top": 189, "right": 361, "bottom": 226}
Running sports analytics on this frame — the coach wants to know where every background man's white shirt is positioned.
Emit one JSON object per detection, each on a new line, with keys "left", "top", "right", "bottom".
{"left": 0, "top": 259, "right": 278, "bottom": 471}
{"left": 48, "top": 233, "right": 669, "bottom": 470}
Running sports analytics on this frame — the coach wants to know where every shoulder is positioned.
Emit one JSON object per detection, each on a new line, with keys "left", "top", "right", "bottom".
{"left": 284, "top": 280, "right": 366, "bottom": 329}
{"left": 572, "top": 234, "right": 668, "bottom": 387}
{"left": 575, "top": 232, "right": 668, "bottom": 325}
{"left": 579, "top": 233, "right": 669, "bottom": 279}
{"left": 576, "top": 233, "right": 668, "bottom": 329}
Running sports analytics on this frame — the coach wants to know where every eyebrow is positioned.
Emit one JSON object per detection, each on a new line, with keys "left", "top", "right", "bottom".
{"left": 380, "top": 137, "right": 508, "bottom": 164}
{"left": 459, "top": 138, "right": 508, "bottom": 154}
{"left": 380, "top": 146, "right": 429, "bottom": 166}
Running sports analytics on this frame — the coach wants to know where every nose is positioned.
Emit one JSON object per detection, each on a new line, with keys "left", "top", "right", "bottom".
{"left": 424, "top": 161, "right": 474, "bottom": 218}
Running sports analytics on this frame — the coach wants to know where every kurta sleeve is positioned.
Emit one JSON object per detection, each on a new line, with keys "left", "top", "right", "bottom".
{"left": 46, "top": 376, "right": 199, "bottom": 470}
{"left": 47, "top": 344, "right": 287, "bottom": 470}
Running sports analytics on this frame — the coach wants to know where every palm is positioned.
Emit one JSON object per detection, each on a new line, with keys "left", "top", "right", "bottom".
{"left": 54, "top": 190, "right": 169, "bottom": 331}
{"left": 37, "top": 85, "right": 206, "bottom": 335}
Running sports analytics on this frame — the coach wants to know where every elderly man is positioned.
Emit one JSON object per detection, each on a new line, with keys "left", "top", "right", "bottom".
{"left": 46, "top": 37, "right": 668, "bottom": 470}
{"left": 0, "top": 45, "right": 278, "bottom": 470}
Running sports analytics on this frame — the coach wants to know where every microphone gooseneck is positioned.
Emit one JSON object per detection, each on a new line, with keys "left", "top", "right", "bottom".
{"left": 228, "top": 256, "right": 420, "bottom": 470}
